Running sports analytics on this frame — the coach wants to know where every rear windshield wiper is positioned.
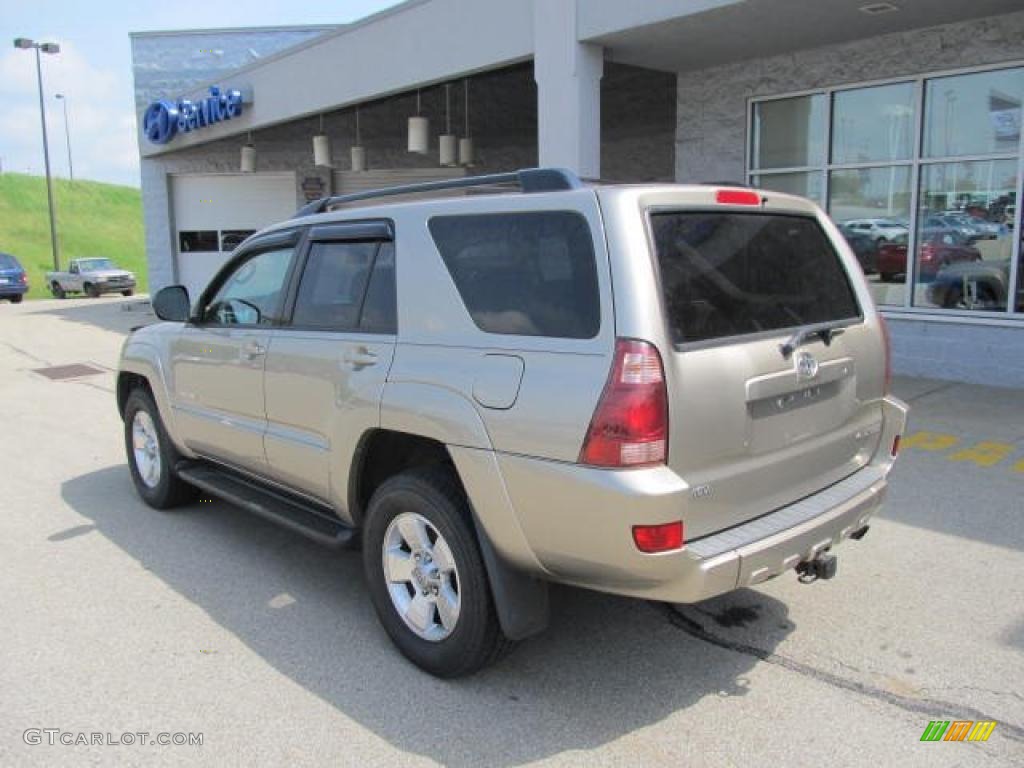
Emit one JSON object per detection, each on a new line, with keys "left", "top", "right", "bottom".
{"left": 779, "top": 324, "right": 846, "bottom": 359}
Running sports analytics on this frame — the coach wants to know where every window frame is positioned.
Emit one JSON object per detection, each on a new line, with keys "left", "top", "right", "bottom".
{"left": 746, "top": 59, "right": 1024, "bottom": 320}
{"left": 194, "top": 228, "right": 304, "bottom": 329}
{"left": 281, "top": 219, "right": 397, "bottom": 335}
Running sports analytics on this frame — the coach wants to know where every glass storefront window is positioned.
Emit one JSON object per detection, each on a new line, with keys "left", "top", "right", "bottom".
{"left": 751, "top": 171, "right": 823, "bottom": 201}
{"left": 923, "top": 68, "right": 1024, "bottom": 158}
{"left": 913, "top": 159, "right": 1018, "bottom": 312}
{"left": 832, "top": 83, "right": 915, "bottom": 165}
{"left": 829, "top": 166, "right": 912, "bottom": 305}
{"left": 751, "top": 94, "right": 826, "bottom": 169}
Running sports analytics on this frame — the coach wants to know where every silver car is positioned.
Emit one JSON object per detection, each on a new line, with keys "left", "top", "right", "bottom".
{"left": 117, "top": 169, "right": 908, "bottom": 677}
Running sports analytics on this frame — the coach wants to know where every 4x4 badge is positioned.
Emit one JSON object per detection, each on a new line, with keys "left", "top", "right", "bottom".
{"left": 795, "top": 351, "right": 820, "bottom": 381}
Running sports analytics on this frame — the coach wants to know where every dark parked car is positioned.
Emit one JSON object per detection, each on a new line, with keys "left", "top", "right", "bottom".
{"left": 838, "top": 224, "right": 878, "bottom": 273}
{"left": 0, "top": 253, "right": 29, "bottom": 303}
{"left": 876, "top": 229, "right": 982, "bottom": 282}
{"left": 926, "top": 257, "right": 1023, "bottom": 311}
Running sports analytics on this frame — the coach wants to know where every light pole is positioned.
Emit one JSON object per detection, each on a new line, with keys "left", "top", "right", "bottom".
{"left": 13, "top": 37, "right": 61, "bottom": 271}
{"left": 55, "top": 93, "right": 73, "bottom": 182}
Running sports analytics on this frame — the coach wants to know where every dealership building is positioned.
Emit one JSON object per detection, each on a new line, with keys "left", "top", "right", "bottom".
{"left": 132, "top": 0, "right": 1024, "bottom": 386}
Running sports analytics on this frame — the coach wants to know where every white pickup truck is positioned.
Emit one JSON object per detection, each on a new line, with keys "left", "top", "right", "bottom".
{"left": 46, "top": 258, "right": 136, "bottom": 299}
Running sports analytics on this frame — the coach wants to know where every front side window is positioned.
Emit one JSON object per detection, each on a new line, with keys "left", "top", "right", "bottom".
{"left": 650, "top": 212, "right": 860, "bottom": 345}
{"left": 428, "top": 211, "right": 600, "bottom": 339}
{"left": 204, "top": 247, "right": 293, "bottom": 326}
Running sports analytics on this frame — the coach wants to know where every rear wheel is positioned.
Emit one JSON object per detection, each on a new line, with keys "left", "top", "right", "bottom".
{"left": 123, "top": 388, "right": 196, "bottom": 509}
{"left": 85, "top": 283, "right": 100, "bottom": 298}
{"left": 51, "top": 282, "right": 65, "bottom": 299}
{"left": 363, "top": 468, "right": 511, "bottom": 677}
{"left": 10, "top": 295, "right": 23, "bottom": 304}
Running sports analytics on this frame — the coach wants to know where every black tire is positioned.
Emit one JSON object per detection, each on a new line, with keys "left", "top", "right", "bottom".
{"left": 84, "top": 283, "right": 100, "bottom": 298}
{"left": 123, "top": 388, "right": 196, "bottom": 509}
{"left": 121, "top": 289, "right": 134, "bottom": 297}
{"left": 51, "top": 282, "right": 65, "bottom": 299}
{"left": 363, "top": 467, "right": 512, "bottom": 677}
{"left": 10, "top": 295, "right": 23, "bottom": 304}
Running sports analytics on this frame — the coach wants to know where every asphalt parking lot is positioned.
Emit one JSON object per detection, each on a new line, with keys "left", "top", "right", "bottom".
{"left": 1, "top": 296, "right": 1022, "bottom": 767}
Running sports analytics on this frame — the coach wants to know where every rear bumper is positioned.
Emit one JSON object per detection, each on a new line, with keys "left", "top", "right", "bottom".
{"left": 0, "top": 284, "right": 28, "bottom": 296}
{"left": 496, "top": 395, "right": 908, "bottom": 603}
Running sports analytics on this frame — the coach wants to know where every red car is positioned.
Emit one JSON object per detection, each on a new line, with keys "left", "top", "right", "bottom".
{"left": 876, "top": 229, "right": 982, "bottom": 282}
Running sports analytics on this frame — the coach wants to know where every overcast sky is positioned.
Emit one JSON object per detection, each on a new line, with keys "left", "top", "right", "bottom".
{"left": 0, "top": 0, "right": 400, "bottom": 187}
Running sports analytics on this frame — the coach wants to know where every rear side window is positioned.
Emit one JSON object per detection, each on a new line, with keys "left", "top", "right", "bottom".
{"left": 428, "top": 211, "right": 600, "bottom": 339}
{"left": 650, "top": 213, "right": 860, "bottom": 345}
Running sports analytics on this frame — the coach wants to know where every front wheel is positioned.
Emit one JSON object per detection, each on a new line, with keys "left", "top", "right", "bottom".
{"left": 121, "top": 289, "right": 134, "bottom": 297}
{"left": 363, "top": 468, "right": 511, "bottom": 677}
{"left": 123, "top": 388, "right": 196, "bottom": 509}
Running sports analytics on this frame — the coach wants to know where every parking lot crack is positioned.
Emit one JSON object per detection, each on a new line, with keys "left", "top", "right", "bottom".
{"left": 659, "top": 603, "right": 1024, "bottom": 744}
{"left": 2, "top": 341, "right": 52, "bottom": 367}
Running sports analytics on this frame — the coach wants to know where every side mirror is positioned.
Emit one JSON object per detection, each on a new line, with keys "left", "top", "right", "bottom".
{"left": 153, "top": 285, "right": 191, "bottom": 322}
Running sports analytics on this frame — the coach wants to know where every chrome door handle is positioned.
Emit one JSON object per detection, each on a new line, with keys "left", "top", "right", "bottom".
{"left": 242, "top": 341, "right": 266, "bottom": 360}
{"left": 345, "top": 347, "right": 378, "bottom": 368}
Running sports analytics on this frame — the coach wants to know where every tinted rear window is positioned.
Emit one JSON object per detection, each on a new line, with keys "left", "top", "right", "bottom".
{"left": 0, "top": 254, "right": 19, "bottom": 270}
{"left": 429, "top": 212, "right": 600, "bottom": 339}
{"left": 650, "top": 213, "right": 860, "bottom": 345}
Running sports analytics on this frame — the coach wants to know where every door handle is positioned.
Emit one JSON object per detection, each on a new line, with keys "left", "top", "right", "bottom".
{"left": 344, "top": 346, "right": 378, "bottom": 368}
{"left": 242, "top": 341, "right": 266, "bottom": 360}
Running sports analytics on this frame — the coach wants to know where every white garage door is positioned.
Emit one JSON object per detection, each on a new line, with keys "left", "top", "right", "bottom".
{"left": 171, "top": 173, "right": 296, "bottom": 298}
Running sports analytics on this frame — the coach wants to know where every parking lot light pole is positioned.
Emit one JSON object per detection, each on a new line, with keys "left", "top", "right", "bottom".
{"left": 14, "top": 37, "right": 61, "bottom": 271}
{"left": 55, "top": 94, "right": 73, "bottom": 182}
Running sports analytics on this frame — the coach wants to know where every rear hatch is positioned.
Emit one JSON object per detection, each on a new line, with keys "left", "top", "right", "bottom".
{"left": 644, "top": 198, "right": 887, "bottom": 540}
{"left": 0, "top": 254, "right": 25, "bottom": 289}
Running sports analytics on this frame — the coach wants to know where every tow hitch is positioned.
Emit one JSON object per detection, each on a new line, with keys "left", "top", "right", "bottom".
{"left": 796, "top": 552, "right": 838, "bottom": 584}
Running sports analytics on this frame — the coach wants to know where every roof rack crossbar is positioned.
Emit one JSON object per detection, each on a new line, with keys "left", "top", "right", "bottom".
{"left": 295, "top": 167, "right": 582, "bottom": 217}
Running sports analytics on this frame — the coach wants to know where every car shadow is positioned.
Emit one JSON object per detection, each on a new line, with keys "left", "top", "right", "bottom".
{"left": 61, "top": 465, "right": 793, "bottom": 767}
{"left": 26, "top": 297, "right": 156, "bottom": 337}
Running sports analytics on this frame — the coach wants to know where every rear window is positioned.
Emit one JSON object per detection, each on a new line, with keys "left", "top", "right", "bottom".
{"left": 650, "top": 212, "right": 860, "bottom": 345}
{"left": 0, "top": 254, "right": 19, "bottom": 270}
{"left": 428, "top": 212, "right": 600, "bottom": 339}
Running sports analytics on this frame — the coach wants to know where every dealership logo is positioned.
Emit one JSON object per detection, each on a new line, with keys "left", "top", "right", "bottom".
{"left": 143, "top": 86, "right": 244, "bottom": 145}
{"left": 920, "top": 720, "right": 997, "bottom": 742}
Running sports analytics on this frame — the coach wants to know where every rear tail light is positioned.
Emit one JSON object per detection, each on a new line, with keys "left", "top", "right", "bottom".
{"left": 632, "top": 521, "right": 684, "bottom": 553}
{"left": 19, "top": 274, "right": 27, "bottom": 284}
{"left": 580, "top": 339, "right": 668, "bottom": 468}
{"left": 715, "top": 188, "right": 761, "bottom": 206}
{"left": 879, "top": 314, "right": 892, "bottom": 394}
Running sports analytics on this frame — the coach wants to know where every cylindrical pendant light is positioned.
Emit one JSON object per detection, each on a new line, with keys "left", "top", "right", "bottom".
{"left": 351, "top": 106, "right": 366, "bottom": 171}
{"left": 407, "top": 90, "right": 429, "bottom": 154}
{"left": 459, "top": 79, "right": 475, "bottom": 167}
{"left": 439, "top": 83, "right": 457, "bottom": 166}
{"left": 313, "top": 114, "right": 331, "bottom": 167}
{"left": 241, "top": 131, "right": 256, "bottom": 173}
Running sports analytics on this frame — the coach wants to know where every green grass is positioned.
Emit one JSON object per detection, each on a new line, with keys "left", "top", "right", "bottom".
{"left": 0, "top": 173, "right": 146, "bottom": 300}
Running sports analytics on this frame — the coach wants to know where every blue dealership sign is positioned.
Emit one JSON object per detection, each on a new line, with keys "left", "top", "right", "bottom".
{"left": 143, "top": 86, "right": 245, "bottom": 145}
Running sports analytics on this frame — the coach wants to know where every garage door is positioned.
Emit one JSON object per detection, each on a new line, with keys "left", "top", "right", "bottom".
{"left": 171, "top": 173, "right": 296, "bottom": 298}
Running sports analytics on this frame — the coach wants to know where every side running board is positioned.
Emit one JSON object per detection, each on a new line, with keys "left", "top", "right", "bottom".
{"left": 176, "top": 461, "right": 356, "bottom": 549}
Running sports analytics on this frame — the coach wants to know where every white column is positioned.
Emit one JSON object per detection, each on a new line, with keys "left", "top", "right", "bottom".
{"left": 534, "top": 0, "right": 603, "bottom": 178}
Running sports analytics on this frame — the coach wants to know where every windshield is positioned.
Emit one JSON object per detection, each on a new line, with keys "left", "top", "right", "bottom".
{"left": 78, "top": 258, "right": 115, "bottom": 272}
{"left": 650, "top": 212, "right": 861, "bottom": 345}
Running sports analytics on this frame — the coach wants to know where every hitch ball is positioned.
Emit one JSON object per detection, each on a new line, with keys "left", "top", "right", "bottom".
{"left": 796, "top": 552, "right": 838, "bottom": 583}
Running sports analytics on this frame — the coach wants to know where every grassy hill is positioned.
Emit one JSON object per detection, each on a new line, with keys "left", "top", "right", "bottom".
{"left": 0, "top": 173, "right": 146, "bottom": 300}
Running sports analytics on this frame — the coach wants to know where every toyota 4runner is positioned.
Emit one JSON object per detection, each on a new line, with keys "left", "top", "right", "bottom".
{"left": 118, "top": 168, "right": 908, "bottom": 677}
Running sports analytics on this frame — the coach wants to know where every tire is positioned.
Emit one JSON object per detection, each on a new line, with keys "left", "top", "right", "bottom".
{"left": 121, "top": 289, "right": 134, "bottom": 297}
{"left": 10, "top": 295, "right": 23, "bottom": 304}
{"left": 51, "top": 282, "right": 65, "bottom": 299}
{"left": 363, "top": 467, "right": 512, "bottom": 677}
{"left": 84, "top": 283, "right": 100, "bottom": 298}
{"left": 123, "top": 388, "right": 196, "bottom": 509}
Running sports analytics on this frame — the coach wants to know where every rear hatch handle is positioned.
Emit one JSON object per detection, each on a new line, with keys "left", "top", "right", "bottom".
{"left": 779, "top": 323, "right": 847, "bottom": 359}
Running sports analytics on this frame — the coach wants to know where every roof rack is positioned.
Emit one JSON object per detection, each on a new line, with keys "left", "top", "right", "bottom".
{"left": 294, "top": 167, "right": 583, "bottom": 217}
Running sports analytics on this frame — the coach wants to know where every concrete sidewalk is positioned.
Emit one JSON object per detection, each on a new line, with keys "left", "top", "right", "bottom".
{"left": 0, "top": 296, "right": 1021, "bottom": 767}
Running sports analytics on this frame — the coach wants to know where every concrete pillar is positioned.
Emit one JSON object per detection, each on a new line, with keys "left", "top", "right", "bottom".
{"left": 140, "top": 158, "right": 177, "bottom": 291}
{"left": 534, "top": 0, "right": 603, "bottom": 178}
